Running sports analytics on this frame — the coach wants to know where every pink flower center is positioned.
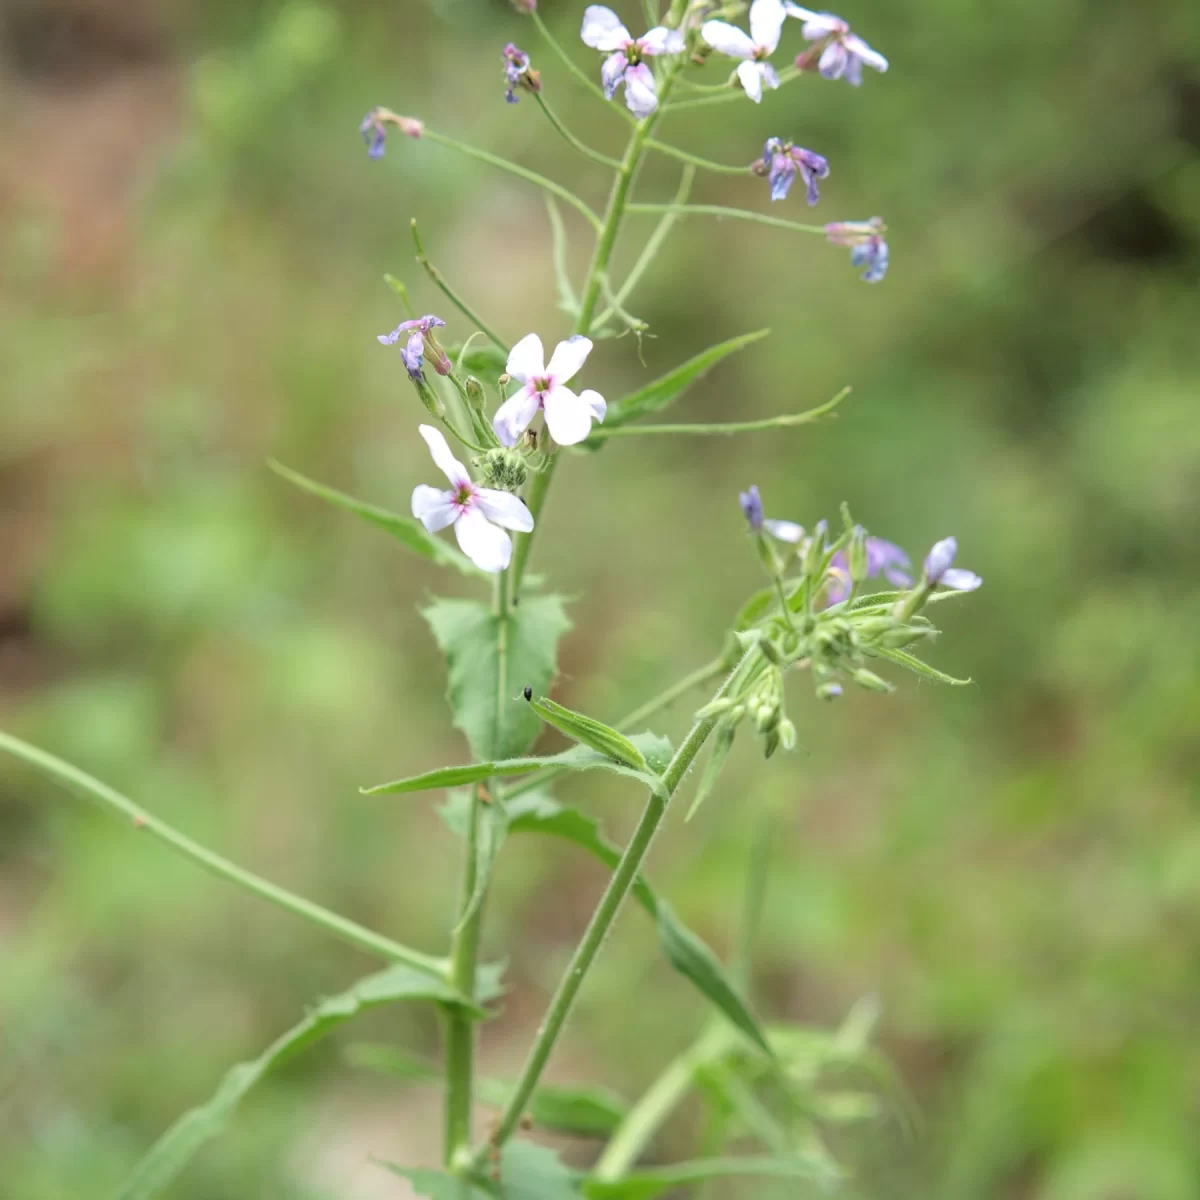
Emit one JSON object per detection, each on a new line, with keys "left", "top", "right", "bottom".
{"left": 454, "top": 483, "right": 476, "bottom": 509}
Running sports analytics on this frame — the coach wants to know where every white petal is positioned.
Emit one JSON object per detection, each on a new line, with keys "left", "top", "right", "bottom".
{"left": 506, "top": 332, "right": 545, "bottom": 382}
{"left": 579, "top": 388, "right": 607, "bottom": 422}
{"left": 542, "top": 386, "right": 595, "bottom": 446}
{"left": 749, "top": 0, "right": 786, "bottom": 50}
{"left": 475, "top": 488, "right": 534, "bottom": 532}
{"left": 764, "top": 518, "right": 804, "bottom": 543}
{"left": 941, "top": 568, "right": 983, "bottom": 592}
{"left": 492, "top": 386, "right": 542, "bottom": 447}
{"left": 762, "top": 62, "right": 780, "bottom": 89}
{"left": 783, "top": 3, "right": 820, "bottom": 20}
{"left": 701, "top": 19, "right": 755, "bottom": 59}
{"left": 546, "top": 334, "right": 593, "bottom": 385}
{"left": 845, "top": 33, "right": 888, "bottom": 72}
{"left": 601, "top": 51, "right": 628, "bottom": 99}
{"left": 454, "top": 508, "right": 512, "bottom": 573}
{"left": 640, "top": 26, "right": 685, "bottom": 55}
{"left": 419, "top": 424, "right": 469, "bottom": 486}
{"left": 818, "top": 40, "right": 848, "bottom": 78}
{"left": 580, "top": 5, "right": 631, "bottom": 51}
{"left": 411, "top": 485, "right": 457, "bottom": 532}
{"left": 623, "top": 63, "right": 659, "bottom": 118}
{"left": 737, "top": 59, "right": 764, "bottom": 102}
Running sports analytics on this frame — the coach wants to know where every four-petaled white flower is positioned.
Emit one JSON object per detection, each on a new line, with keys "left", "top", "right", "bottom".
{"left": 785, "top": 5, "right": 888, "bottom": 85}
{"left": 581, "top": 6, "right": 685, "bottom": 118}
{"left": 494, "top": 333, "right": 607, "bottom": 448}
{"left": 411, "top": 425, "right": 534, "bottom": 573}
{"left": 701, "top": 0, "right": 787, "bottom": 103}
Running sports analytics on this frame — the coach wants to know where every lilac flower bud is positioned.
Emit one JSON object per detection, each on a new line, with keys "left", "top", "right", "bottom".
{"left": 503, "top": 44, "right": 540, "bottom": 103}
{"left": 739, "top": 485, "right": 764, "bottom": 532}
{"left": 359, "top": 108, "right": 423, "bottom": 160}
{"left": 923, "top": 536, "right": 982, "bottom": 591}
{"left": 825, "top": 217, "right": 889, "bottom": 283}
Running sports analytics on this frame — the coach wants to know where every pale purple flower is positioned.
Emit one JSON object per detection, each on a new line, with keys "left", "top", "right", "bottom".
{"left": 701, "top": 0, "right": 787, "bottom": 103}
{"left": 826, "top": 537, "right": 910, "bottom": 604}
{"left": 740, "top": 485, "right": 764, "bottom": 531}
{"left": 503, "top": 43, "right": 538, "bottom": 103}
{"left": 581, "top": 6, "right": 685, "bottom": 118}
{"left": 378, "top": 315, "right": 448, "bottom": 379}
{"left": 784, "top": 4, "right": 887, "bottom": 85}
{"left": 494, "top": 333, "right": 606, "bottom": 447}
{"left": 412, "top": 425, "right": 534, "bottom": 573}
{"left": 923, "top": 537, "right": 982, "bottom": 591}
{"left": 359, "top": 108, "right": 424, "bottom": 160}
{"left": 826, "top": 217, "right": 889, "bottom": 283}
{"left": 755, "top": 137, "right": 829, "bottom": 204}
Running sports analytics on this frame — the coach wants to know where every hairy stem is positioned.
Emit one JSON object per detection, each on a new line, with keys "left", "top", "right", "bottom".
{"left": 0, "top": 731, "right": 449, "bottom": 983}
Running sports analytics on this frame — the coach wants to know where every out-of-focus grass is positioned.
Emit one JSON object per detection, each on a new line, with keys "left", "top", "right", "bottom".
{"left": 1, "top": 0, "right": 1199, "bottom": 1196}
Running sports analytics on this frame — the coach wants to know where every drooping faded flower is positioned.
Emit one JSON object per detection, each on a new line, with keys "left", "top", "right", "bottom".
{"left": 739, "top": 485, "right": 765, "bottom": 531}
{"left": 701, "top": 0, "right": 787, "bottom": 103}
{"left": 378, "top": 315, "right": 448, "bottom": 379}
{"left": 411, "top": 425, "right": 534, "bottom": 573}
{"left": 784, "top": 4, "right": 887, "bottom": 85}
{"left": 826, "top": 536, "right": 911, "bottom": 603}
{"left": 494, "top": 333, "right": 606, "bottom": 447}
{"left": 825, "top": 217, "right": 889, "bottom": 282}
{"left": 923, "top": 537, "right": 982, "bottom": 591}
{"left": 581, "top": 6, "right": 685, "bottom": 118}
{"left": 503, "top": 43, "right": 539, "bottom": 103}
{"left": 359, "top": 107, "right": 424, "bottom": 160}
{"left": 754, "top": 137, "right": 829, "bottom": 204}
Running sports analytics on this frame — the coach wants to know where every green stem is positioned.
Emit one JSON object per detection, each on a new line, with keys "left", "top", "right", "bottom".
{"left": 0, "top": 730, "right": 449, "bottom": 983}
{"left": 475, "top": 651, "right": 756, "bottom": 1165}
{"left": 585, "top": 391, "right": 849, "bottom": 439}
{"left": 665, "top": 67, "right": 801, "bottom": 110}
{"left": 626, "top": 203, "right": 827, "bottom": 236}
{"left": 643, "top": 139, "right": 751, "bottom": 175}
{"left": 532, "top": 10, "right": 638, "bottom": 123}
{"left": 533, "top": 94, "right": 623, "bottom": 169}
{"left": 422, "top": 129, "right": 603, "bottom": 231}
{"left": 411, "top": 220, "right": 507, "bottom": 350}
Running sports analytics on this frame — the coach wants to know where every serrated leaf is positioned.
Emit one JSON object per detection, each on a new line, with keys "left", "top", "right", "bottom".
{"left": 528, "top": 697, "right": 650, "bottom": 772}
{"left": 656, "top": 900, "right": 772, "bottom": 1056}
{"left": 595, "top": 329, "right": 771, "bottom": 434}
{"left": 269, "top": 460, "right": 484, "bottom": 577}
{"left": 423, "top": 595, "right": 571, "bottom": 762}
{"left": 582, "top": 1155, "right": 840, "bottom": 1199}
{"left": 685, "top": 722, "right": 735, "bottom": 822}
{"left": 118, "top": 965, "right": 483, "bottom": 1200}
{"left": 869, "top": 645, "right": 972, "bottom": 685}
{"left": 363, "top": 732, "right": 672, "bottom": 798}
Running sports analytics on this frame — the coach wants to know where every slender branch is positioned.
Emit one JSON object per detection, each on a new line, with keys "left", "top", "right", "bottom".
{"left": 0, "top": 730, "right": 450, "bottom": 983}
{"left": 476, "top": 650, "right": 758, "bottom": 1162}
{"left": 665, "top": 67, "right": 802, "bottom": 110}
{"left": 532, "top": 10, "right": 638, "bottom": 123}
{"left": 411, "top": 220, "right": 506, "bottom": 350}
{"left": 545, "top": 196, "right": 580, "bottom": 316}
{"left": 533, "top": 93, "right": 623, "bottom": 169}
{"left": 644, "top": 139, "right": 751, "bottom": 175}
{"left": 626, "top": 203, "right": 827, "bottom": 236}
{"left": 421, "top": 129, "right": 603, "bottom": 230}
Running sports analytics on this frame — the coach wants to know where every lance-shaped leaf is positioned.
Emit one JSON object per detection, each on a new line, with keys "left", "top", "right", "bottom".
{"left": 528, "top": 696, "right": 651, "bottom": 773}
{"left": 363, "top": 732, "right": 673, "bottom": 797}
{"left": 582, "top": 1154, "right": 841, "bottom": 1199}
{"left": 868, "top": 645, "right": 972, "bottom": 685}
{"left": 424, "top": 595, "right": 571, "bottom": 763}
{"left": 590, "top": 329, "right": 770, "bottom": 436}
{"left": 685, "top": 721, "right": 736, "bottom": 822}
{"left": 269, "top": 460, "right": 485, "bottom": 578}
{"left": 117, "top": 964, "right": 505, "bottom": 1200}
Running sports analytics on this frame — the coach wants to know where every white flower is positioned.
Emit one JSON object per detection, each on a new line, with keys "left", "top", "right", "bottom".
{"left": 411, "top": 425, "right": 534, "bottom": 573}
{"left": 581, "top": 6, "right": 686, "bottom": 118}
{"left": 701, "top": 0, "right": 787, "bottom": 103}
{"left": 784, "top": 4, "right": 887, "bottom": 85}
{"left": 494, "top": 333, "right": 607, "bottom": 448}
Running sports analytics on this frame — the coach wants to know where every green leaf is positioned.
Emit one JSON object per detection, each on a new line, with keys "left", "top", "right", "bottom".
{"left": 869, "top": 645, "right": 972, "bottom": 685}
{"left": 582, "top": 1155, "right": 840, "bottom": 1199}
{"left": 380, "top": 1142, "right": 581, "bottom": 1200}
{"left": 269, "top": 460, "right": 484, "bottom": 578}
{"left": 733, "top": 586, "right": 776, "bottom": 631}
{"left": 656, "top": 900, "right": 772, "bottom": 1056}
{"left": 845, "top": 587, "right": 969, "bottom": 614}
{"left": 363, "top": 732, "right": 672, "bottom": 797}
{"left": 596, "top": 330, "right": 771, "bottom": 433}
{"left": 528, "top": 697, "right": 651, "bottom": 772}
{"left": 378, "top": 1164, "right": 492, "bottom": 1199}
{"left": 118, "top": 965, "right": 483, "bottom": 1200}
{"left": 685, "top": 721, "right": 735, "bottom": 822}
{"left": 423, "top": 594, "right": 571, "bottom": 762}
{"left": 445, "top": 341, "right": 510, "bottom": 377}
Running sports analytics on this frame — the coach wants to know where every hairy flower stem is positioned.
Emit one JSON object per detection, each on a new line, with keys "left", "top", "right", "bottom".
{"left": 474, "top": 649, "right": 758, "bottom": 1166}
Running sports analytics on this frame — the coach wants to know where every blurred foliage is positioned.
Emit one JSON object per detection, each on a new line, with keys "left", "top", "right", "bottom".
{"left": 1, "top": 0, "right": 1199, "bottom": 1196}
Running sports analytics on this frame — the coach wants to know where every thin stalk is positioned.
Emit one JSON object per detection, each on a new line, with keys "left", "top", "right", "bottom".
{"left": 422, "top": 129, "right": 603, "bottom": 230}
{"left": 626, "top": 203, "right": 827, "bottom": 236}
{"left": 532, "top": 10, "right": 638, "bottom": 123}
{"left": 533, "top": 93, "right": 623, "bottom": 169}
{"left": 585, "top": 390, "right": 849, "bottom": 439}
{"left": 411, "top": 220, "right": 506, "bottom": 350}
{"left": 665, "top": 67, "right": 802, "bottom": 110}
{"left": 0, "top": 730, "right": 449, "bottom": 982}
{"left": 644, "top": 139, "right": 751, "bottom": 175}
{"left": 475, "top": 650, "right": 758, "bottom": 1164}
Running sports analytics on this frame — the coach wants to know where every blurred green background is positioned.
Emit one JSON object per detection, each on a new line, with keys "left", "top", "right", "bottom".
{"left": 3, "top": 0, "right": 1200, "bottom": 1196}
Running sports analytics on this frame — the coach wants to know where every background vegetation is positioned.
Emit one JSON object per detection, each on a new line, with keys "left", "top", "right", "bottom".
{"left": 2, "top": 0, "right": 1199, "bottom": 1196}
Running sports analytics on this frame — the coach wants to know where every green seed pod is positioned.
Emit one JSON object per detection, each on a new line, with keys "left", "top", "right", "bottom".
{"left": 851, "top": 667, "right": 895, "bottom": 693}
{"left": 479, "top": 447, "right": 529, "bottom": 493}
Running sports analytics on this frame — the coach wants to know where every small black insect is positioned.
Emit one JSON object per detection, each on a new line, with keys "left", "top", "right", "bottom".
{"left": 523, "top": 685, "right": 533, "bottom": 701}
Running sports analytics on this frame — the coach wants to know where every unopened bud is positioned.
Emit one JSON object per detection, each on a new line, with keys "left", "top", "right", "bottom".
{"left": 479, "top": 447, "right": 528, "bottom": 493}
{"left": 728, "top": 704, "right": 746, "bottom": 724}
{"left": 851, "top": 668, "right": 895, "bottom": 694}
{"left": 758, "top": 638, "right": 781, "bottom": 665}
{"left": 778, "top": 718, "right": 796, "bottom": 751}
{"left": 465, "top": 376, "right": 486, "bottom": 411}
{"left": 803, "top": 519, "right": 828, "bottom": 579}
{"left": 697, "top": 697, "right": 734, "bottom": 720}
{"left": 848, "top": 525, "right": 868, "bottom": 583}
{"left": 816, "top": 680, "right": 843, "bottom": 701}
{"left": 509, "top": 0, "right": 536, "bottom": 12}
{"left": 763, "top": 728, "right": 780, "bottom": 759}
{"left": 878, "top": 624, "right": 938, "bottom": 649}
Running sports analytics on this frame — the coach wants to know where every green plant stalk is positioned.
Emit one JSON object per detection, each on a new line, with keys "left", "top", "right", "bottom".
{"left": 626, "top": 203, "right": 827, "bottom": 236}
{"left": 0, "top": 731, "right": 450, "bottom": 983}
{"left": 533, "top": 93, "right": 623, "bottom": 169}
{"left": 474, "top": 649, "right": 757, "bottom": 1165}
{"left": 411, "top": 219, "right": 507, "bottom": 350}
{"left": 442, "top": 568, "right": 512, "bottom": 1168}
{"left": 532, "top": 10, "right": 638, "bottom": 123}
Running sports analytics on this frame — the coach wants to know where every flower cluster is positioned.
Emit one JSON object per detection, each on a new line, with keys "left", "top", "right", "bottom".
{"left": 786, "top": 3, "right": 888, "bottom": 85}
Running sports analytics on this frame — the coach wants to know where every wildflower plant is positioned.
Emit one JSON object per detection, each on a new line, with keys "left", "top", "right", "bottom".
{"left": 0, "top": 2, "right": 983, "bottom": 1196}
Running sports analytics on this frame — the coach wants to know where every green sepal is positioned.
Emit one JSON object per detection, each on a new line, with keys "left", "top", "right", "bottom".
{"left": 868, "top": 645, "right": 972, "bottom": 685}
